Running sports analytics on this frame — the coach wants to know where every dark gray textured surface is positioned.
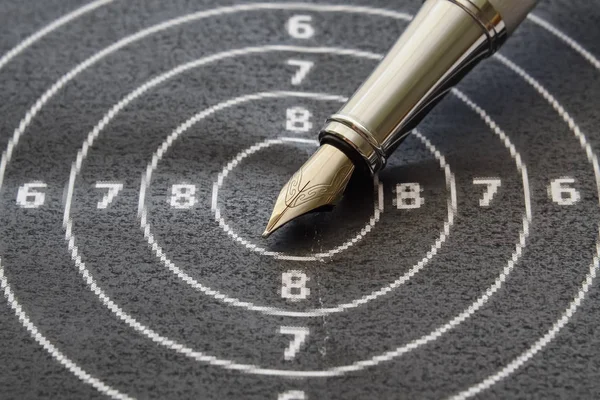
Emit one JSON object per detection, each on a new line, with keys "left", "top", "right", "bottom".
{"left": 0, "top": 0, "right": 599, "bottom": 399}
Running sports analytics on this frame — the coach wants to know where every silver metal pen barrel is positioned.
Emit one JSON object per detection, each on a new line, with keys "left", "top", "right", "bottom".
{"left": 319, "top": 0, "right": 537, "bottom": 174}
{"left": 263, "top": 0, "right": 537, "bottom": 236}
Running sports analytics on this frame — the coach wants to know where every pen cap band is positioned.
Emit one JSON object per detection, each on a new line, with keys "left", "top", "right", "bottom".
{"left": 449, "top": 0, "right": 506, "bottom": 52}
{"left": 487, "top": 0, "right": 537, "bottom": 34}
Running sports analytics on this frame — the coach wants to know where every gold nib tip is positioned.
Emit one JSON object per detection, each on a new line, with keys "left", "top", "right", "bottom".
{"left": 262, "top": 144, "right": 355, "bottom": 237}
{"left": 262, "top": 224, "right": 277, "bottom": 238}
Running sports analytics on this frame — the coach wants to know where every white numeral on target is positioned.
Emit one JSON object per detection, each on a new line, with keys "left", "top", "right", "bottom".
{"left": 16, "top": 182, "right": 47, "bottom": 208}
{"left": 278, "top": 390, "right": 306, "bottom": 400}
{"left": 286, "top": 107, "right": 313, "bottom": 133}
{"left": 287, "top": 59, "right": 314, "bottom": 85}
{"left": 281, "top": 270, "right": 310, "bottom": 302}
{"left": 473, "top": 178, "right": 502, "bottom": 207}
{"left": 170, "top": 184, "right": 197, "bottom": 209}
{"left": 280, "top": 326, "right": 309, "bottom": 360}
{"left": 549, "top": 177, "right": 580, "bottom": 205}
{"left": 394, "top": 183, "right": 424, "bottom": 209}
{"left": 287, "top": 15, "right": 314, "bottom": 39}
{"left": 95, "top": 181, "right": 123, "bottom": 209}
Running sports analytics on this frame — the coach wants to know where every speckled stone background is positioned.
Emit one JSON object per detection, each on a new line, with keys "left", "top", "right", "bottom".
{"left": 1, "top": 0, "right": 600, "bottom": 399}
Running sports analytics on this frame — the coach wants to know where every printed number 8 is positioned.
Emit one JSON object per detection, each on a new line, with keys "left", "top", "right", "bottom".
{"left": 170, "top": 184, "right": 197, "bottom": 209}
{"left": 281, "top": 270, "right": 310, "bottom": 301}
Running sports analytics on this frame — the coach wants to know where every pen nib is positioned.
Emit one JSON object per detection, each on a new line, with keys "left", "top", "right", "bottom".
{"left": 263, "top": 144, "right": 355, "bottom": 237}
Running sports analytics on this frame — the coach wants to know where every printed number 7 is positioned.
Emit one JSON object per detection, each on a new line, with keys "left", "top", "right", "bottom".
{"left": 280, "top": 326, "right": 309, "bottom": 360}
{"left": 287, "top": 59, "right": 314, "bottom": 85}
{"left": 95, "top": 181, "right": 123, "bottom": 209}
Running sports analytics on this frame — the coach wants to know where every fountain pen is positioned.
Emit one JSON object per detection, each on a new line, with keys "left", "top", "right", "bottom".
{"left": 263, "top": 0, "right": 537, "bottom": 237}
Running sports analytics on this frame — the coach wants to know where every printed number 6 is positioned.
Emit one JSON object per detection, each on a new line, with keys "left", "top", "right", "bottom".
{"left": 16, "top": 182, "right": 47, "bottom": 208}
{"left": 278, "top": 390, "right": 306, "bottom": 400}
{"left": 287, "top": 15, "right": 314, "bottom": 39}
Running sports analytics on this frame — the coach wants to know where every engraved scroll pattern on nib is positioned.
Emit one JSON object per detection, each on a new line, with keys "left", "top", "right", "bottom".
{"left": 284, "top": 163, "right": 354, "bottom": 208}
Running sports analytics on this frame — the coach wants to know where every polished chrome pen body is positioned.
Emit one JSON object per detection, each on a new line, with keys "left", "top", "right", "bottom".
{"left": 320, "top": 0, "right": 537, "bottom": 173}
{"left": 264, "top": 0, "right": 537, "bottom": 237}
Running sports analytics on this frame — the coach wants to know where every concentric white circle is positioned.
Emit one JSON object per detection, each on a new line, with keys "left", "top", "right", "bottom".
{"left": 16, "top": 3, "right": 527, "bottom": 378}
{"left": 61, "top": 61, "right": 530, "bottom": 372}
{"left": 0, "top": 1, "right": 130, "bottom": 399}
{"left": 59, "top": 45, "right": 457, "bottom": 317}
{"left": 449, "top": 49, "right": 600, "bottom": 399}
{"left": 0, "top": 3, "right": 596, "bottom": 398}
{"left": 136, "top": 91, "right": 456, "bottom": 316}
{"left": 211, "top": 136, "right": 383, "bottom": 261}
{"left": 136, "top": 87, "right": 454, "bottom": 317}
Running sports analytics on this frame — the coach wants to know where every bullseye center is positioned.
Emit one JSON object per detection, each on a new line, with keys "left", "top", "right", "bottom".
{"left": 212, "top": 137, "right": 382, "bottom": 261}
